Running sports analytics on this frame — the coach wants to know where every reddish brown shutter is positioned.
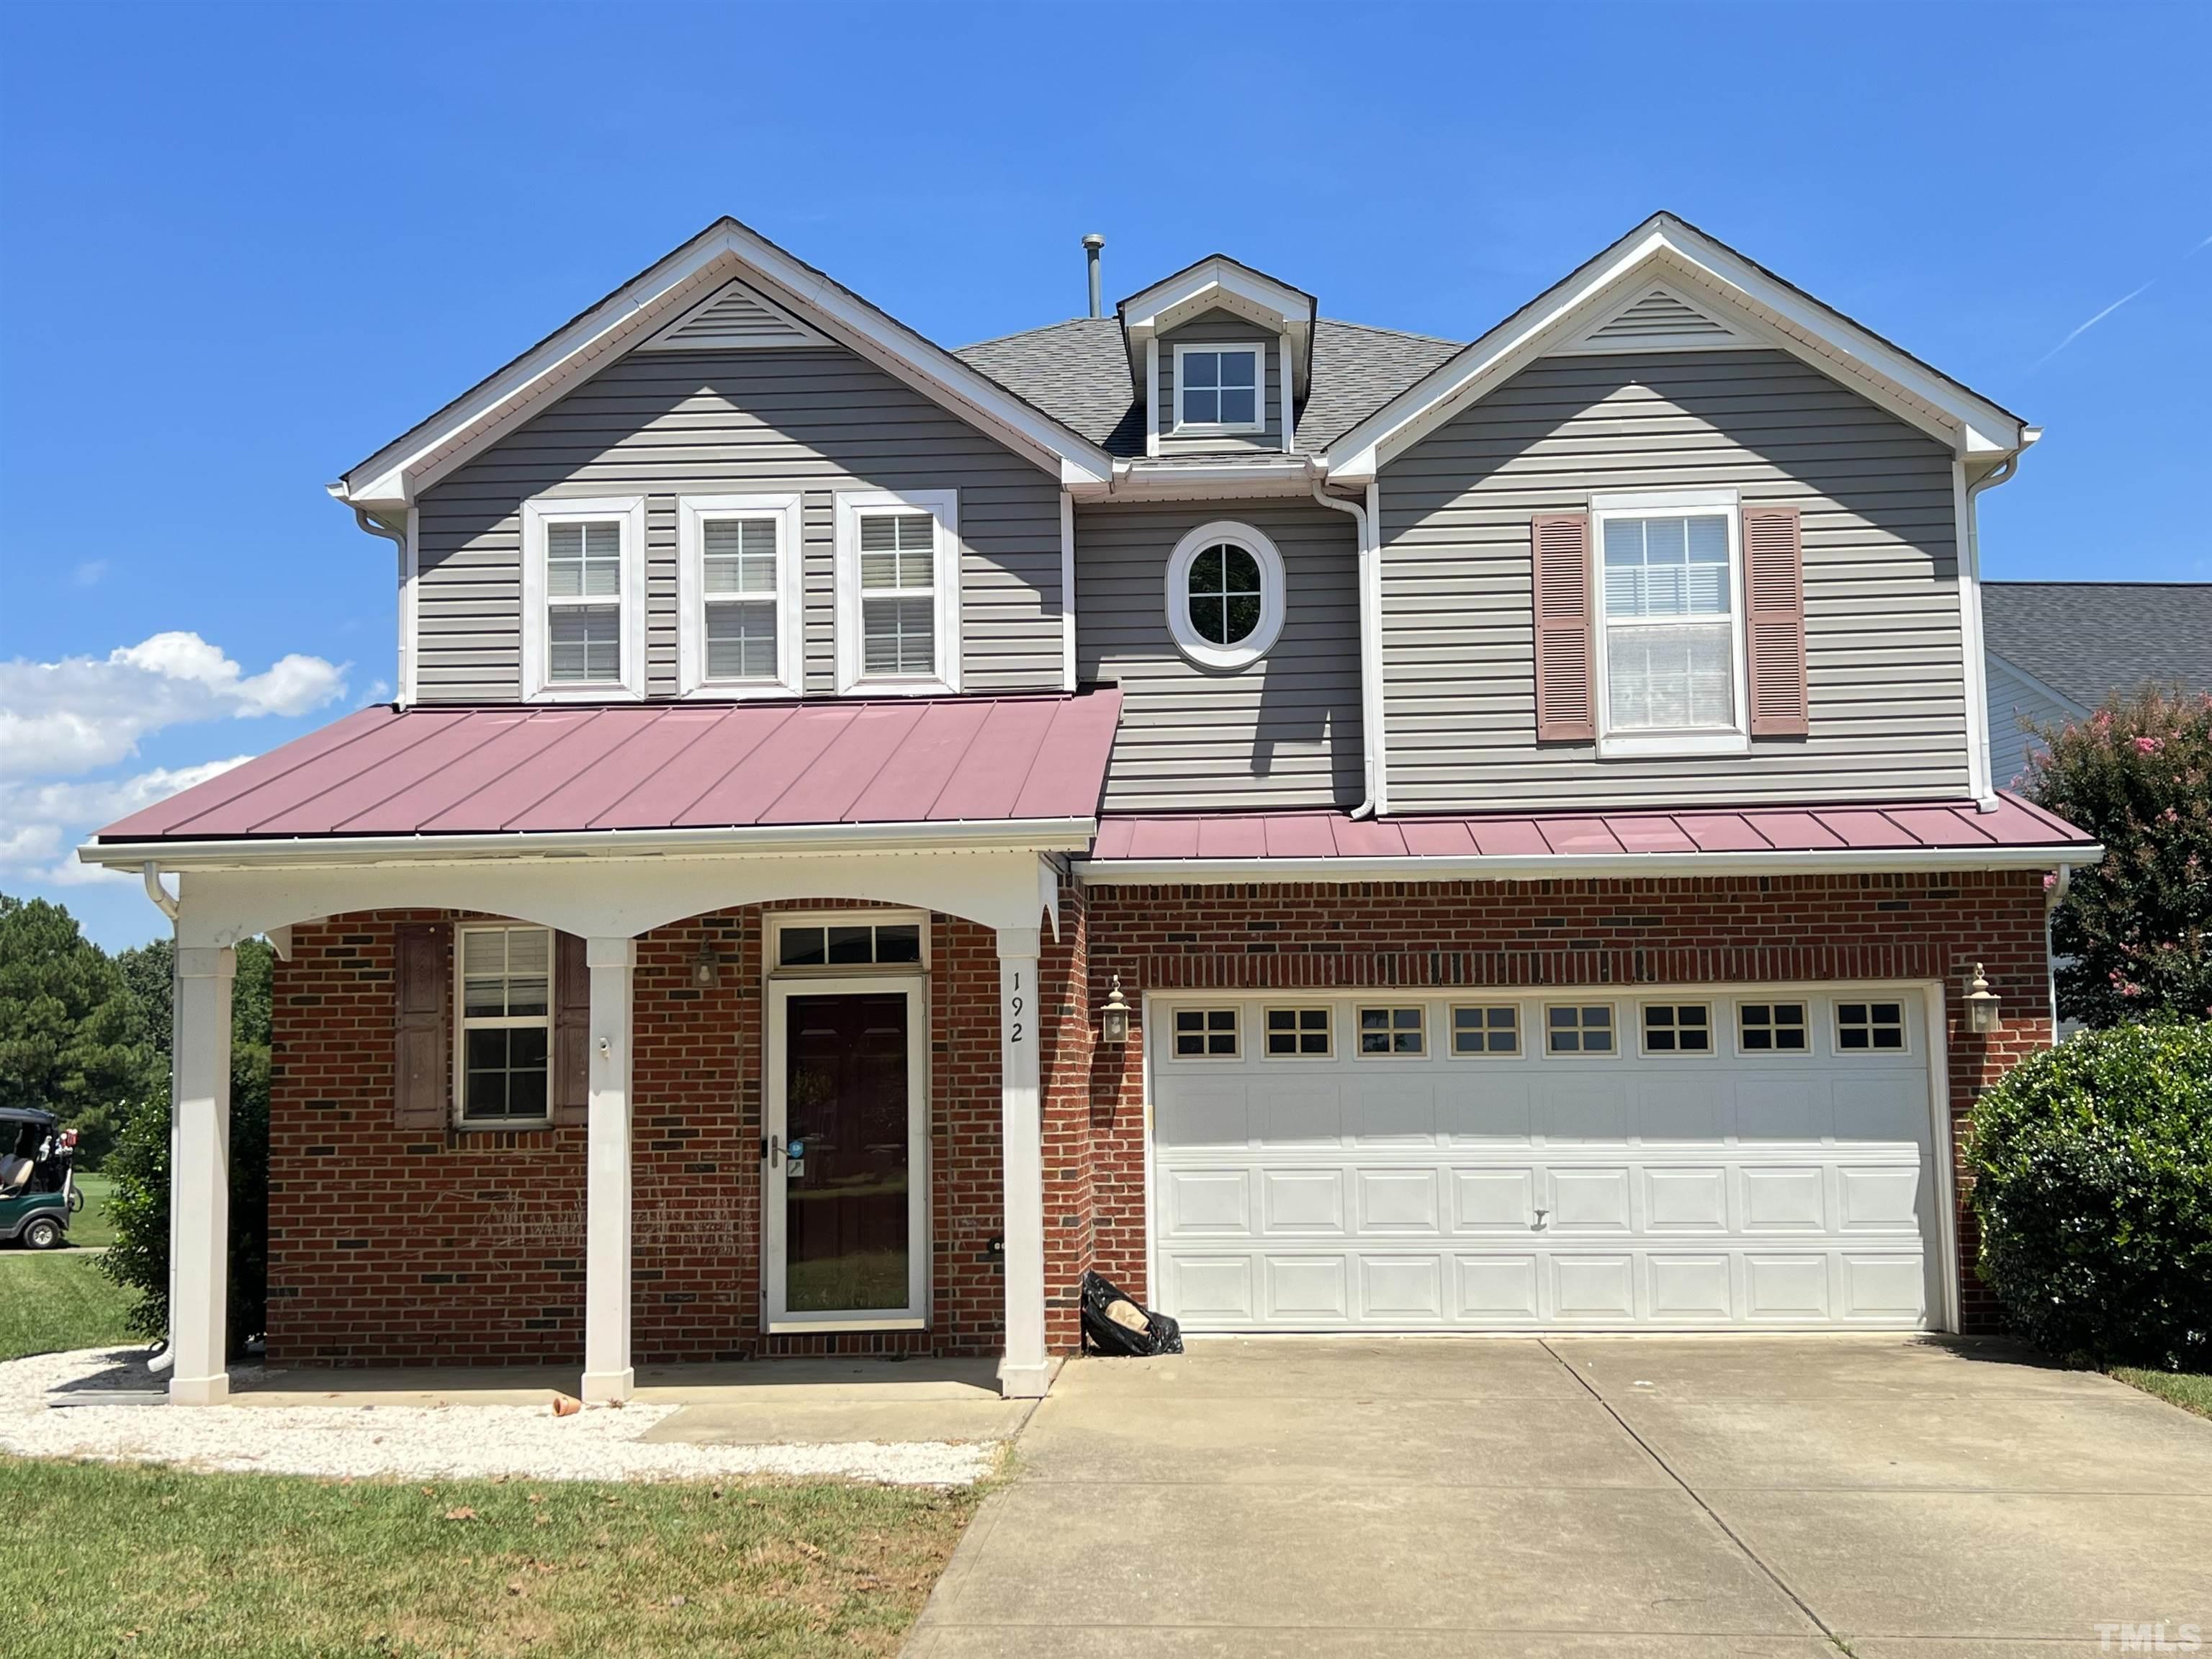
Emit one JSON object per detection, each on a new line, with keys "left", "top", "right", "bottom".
{"left": 1742, "top": 505, "right": 1809, "bottom": 737}
{"left": 392, "top": 922, "right": 449, "bottom": 1130}
{"left": 1532, "top": 513, "right": 1596, "bottom": 742}
{"left": 549, "top": 932, "right": 590, "bottom": 1126}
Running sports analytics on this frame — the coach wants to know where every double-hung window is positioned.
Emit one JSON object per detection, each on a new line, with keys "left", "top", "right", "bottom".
{"left": 522, "top": 496, "right": 645, "bottom": 699}
{"left": 835, "top": 490, "right": 959, "bottom": 694}
{"left": 678, "top": 494, "right": 801, "bottom": 696}
{"left": 457, "top": 925, "right": 552, "bottom": 1125}
{"left": 1174, "top": 343, "right": 1263, "bottom": 433}
{"left": 1592, "top": 489, "right": 1745, "bottom": 755}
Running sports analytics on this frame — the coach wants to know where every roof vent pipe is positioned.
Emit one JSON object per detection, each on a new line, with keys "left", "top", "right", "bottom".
{"left": 1082, "top": 234, "right": 1105, "bottom": 318}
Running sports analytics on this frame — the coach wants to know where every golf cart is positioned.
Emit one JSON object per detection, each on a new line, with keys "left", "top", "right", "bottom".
{"left": 0, "top": 1107, "right": 81, "bottom": 1250}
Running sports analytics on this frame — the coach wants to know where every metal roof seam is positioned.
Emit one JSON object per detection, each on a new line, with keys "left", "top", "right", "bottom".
{"left": 582, "top": 704, "right": 733, "bottom": 830}
{"left": 323, "top": 710, "right": 528, "bottom": 834}
{"left": 659, "top": 703, "right": 802, "bottom": 827}
{"left": 915, "top": 698, "right": 1003, "bottom": 822}
{"left": 156, "top": 706, "right": 415, "bottom": 837}
{"left": 431, "top": 706, "right": 624, "bottom": 832}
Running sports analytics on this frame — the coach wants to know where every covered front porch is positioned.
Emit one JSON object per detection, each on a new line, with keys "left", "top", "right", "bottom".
{"left": 80, "top": 693, "right": 1125, "bottom": 1411}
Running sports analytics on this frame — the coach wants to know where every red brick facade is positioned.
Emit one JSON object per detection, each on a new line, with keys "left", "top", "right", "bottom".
{"left": 267, "top": 869, "right": 2050, "bottom": 1365}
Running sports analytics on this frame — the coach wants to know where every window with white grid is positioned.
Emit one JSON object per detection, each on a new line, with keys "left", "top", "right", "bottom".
{"left": 836, "top": 493, "right": 957, "bottom": 693}
{"left": 523, "top": 496, "right": 643, "bottom": 698}
{"left": 1593, "top": 491, "right": 1745, "bottom": 746}
{"left": 457, "top": 925, "right": 552, "bottom": 1124}
{"left": 702, "top": 516, "right": 780, "bottom": 681}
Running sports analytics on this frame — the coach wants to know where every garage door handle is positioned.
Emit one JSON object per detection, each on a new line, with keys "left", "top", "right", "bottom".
{"left": 1532, "top": 1208, "right": 1549, "bottom": 1231}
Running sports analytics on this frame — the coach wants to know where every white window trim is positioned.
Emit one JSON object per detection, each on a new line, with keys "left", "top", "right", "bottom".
{"left": 1735, "top": 997, "right": 1813, "bottom": 1058}
{"left": 1638, "top": 1000, "right": 1717, "bottom": 1057}
{"left": 1260, "top": 1004, "right": 1334, "bottom": 1059}
{"left": 1171, "top": 341, "right": 1267, "bottom": 435}
{"left": 453, "top": 922, "right": 554, "bottom": 1129}
{"left": 1541, "top": 999, "right": 1621, "bottom": 1058}
{"left": 1835, "top": 997, "right": 1912, "bottom": 1056}
{"left": 1164, "top": 520, "right": 1286, "bottom": 671}
{"left": 1589, "top": 486, "right": 1748, "bottom": 759}
{"left": 833, "top": 489, "right": 961, "bottom": 696}
{"left": 1448, "top": 1002, "right": 1524, "bottom": 1058}
{"left": 676, "top": 493, "right": 803, "bottom": 699}
{"left": 520, "top": 495, "right": 647, "bottom": 701}
{"left": 1354, "top": 1004, "right": 1426, "bottom": 1057}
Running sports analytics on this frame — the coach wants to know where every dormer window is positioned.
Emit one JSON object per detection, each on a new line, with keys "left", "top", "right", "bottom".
{"left": 832, "top": 489, "right": 962, "bottom": 696}
{"left": 1174, "top": 344, "right": 1263, "bottom": 433}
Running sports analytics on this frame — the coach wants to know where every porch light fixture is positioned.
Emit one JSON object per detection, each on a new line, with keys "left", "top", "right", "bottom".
{"left": 692, "top": 943, "right": 721, "bottom": 989}
{"left": 1100, "top": 975, "right": 1130, "bottom": 1046}
{"left": 1964, "top": 963, "right": 2000, "bottom": 1035}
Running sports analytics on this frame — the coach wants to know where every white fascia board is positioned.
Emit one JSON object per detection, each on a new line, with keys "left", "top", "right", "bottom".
{"left": 337, "top": 223, "right": 1112, "bottom": 512}
{"left": 81, "top": 817, "right": 1100, "bottom": 873}
{"left": 1107, "top": 456, "right": 1319, "bottom": 500}
{"left": 1321, "top": 217, "right": 2026, "bottom": 484}
{"left": 1077, "top": 842, "right": 2105, "bottom": 886}
{"left": 1118, "top": 256, "right": 1316, "bottom": 396}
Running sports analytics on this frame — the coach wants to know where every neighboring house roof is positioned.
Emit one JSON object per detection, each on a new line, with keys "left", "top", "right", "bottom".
{"left": 93, "top": 693, "right": 1123, "bottom": 853}
{"left": 954, "top": 316, "right": 1462, "bottom": 459}
{"left": 1982, "top": 582, "right": 2212, "bottom": 710}
{"left": 1084, "top": 794, "right": 2098, "bottom": 878}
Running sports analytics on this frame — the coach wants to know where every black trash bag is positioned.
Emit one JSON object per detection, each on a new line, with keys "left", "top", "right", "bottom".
{"left": 1079, "top": 1269, "right": 1183, "bottom": 1357}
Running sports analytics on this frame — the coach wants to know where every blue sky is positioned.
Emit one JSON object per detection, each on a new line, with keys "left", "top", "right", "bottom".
{"left": 3, "top": 1, "right": 2207, "bottom": 948}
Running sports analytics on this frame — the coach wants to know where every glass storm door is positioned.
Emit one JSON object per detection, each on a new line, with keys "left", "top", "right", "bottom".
{"left": 765, "top": 981, "right": 927, "bottom": 1329}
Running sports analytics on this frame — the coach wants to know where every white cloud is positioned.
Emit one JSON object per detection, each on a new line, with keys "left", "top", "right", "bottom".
{"left": 0, "top": 631, "right": 346, "bottom": 778}
{"left": 73, "top": 559, "right": 109, "bottom": 588}
{"left": 0, "top": 757, "right": 255, "bottom": 888}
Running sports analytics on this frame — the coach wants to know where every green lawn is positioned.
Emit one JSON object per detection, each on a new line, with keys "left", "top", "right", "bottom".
{"left": 0, "top": 1249, "right": 138, "bottom": 1360}
{"left": 70, "top": 1169, "right": 118, "bottom": 1246}
{"left": 11, "top": 1456, "right": 976, "bottom": 1658}
{"left": 2110, "top": 1367, "right": 2212, "bottom": 1421}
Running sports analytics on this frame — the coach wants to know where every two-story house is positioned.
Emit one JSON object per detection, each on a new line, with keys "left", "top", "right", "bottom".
{"left": 88, "top": 213, "right": 2100, "bottom": 1408}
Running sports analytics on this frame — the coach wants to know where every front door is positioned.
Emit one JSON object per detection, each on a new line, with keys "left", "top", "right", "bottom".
{"left": 765, "top": 979, "right": 928, "bottom": 1330}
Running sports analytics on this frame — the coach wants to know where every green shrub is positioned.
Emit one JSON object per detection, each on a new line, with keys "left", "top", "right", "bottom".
{"left": 1965, "top": 1021, "right": 2212, "bottom": 1368}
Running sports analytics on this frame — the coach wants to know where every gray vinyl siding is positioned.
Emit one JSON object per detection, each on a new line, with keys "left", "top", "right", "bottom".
{"left": 1076, "top": 498, "right": 1361, "bottom": 809}
{"left": 413, "top": 344, "right": 1063, "bottom": 701}
{"left": 1379, "top": 348, "right": 1973, "bottom": 811}
{"left": 1985, "top": 652, "right": 2077, "bottom": 791}
{"left": 1156, "top": 312, "right": 1284, "bottom": 455}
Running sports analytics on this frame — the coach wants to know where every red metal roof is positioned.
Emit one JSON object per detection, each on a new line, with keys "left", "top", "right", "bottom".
{"left": 1088, "top": 793, "right": 2095, "bottom": 866}
{"left": 96, "top": 692, "right": 1123, "bottom": 844}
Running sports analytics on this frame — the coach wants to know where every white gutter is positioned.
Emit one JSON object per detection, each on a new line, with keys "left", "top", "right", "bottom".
{"left": 1309, "top": 481, "right": 1385, "bottom": 818}
{"left": 81, "top": 815, "right": 1101, "bottom": 873}
{"left": 141, "top": 863, "right": 180, "bottom": 921}
{"left": 1079, "top": 842, "right": 2104, "bottom": 886}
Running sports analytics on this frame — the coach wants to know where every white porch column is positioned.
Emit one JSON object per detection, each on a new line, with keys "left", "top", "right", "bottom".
{"left": 170, "top": 944, "right": 235, "bottom": 1406}
{"left": 995, "top": 926, "right": 1050, "bottom": 1399}
{"left": 580, "top": 937, "right": 636, "bottom": 1404}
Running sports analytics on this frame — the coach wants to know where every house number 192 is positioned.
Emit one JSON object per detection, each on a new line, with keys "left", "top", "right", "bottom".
{"left": 1007, "top": 968, "right": 1026, "bottom": 1046}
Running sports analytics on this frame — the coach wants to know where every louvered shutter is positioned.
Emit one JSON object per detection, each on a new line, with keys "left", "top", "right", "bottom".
{"left": 550, "top": 932, "right": 590, "bottom": 1126}
{"left": 1741, "top": 505, "right": 1809, "bottom": 737}
{"left": 1531, "top": 513, "right": 1596, "bottom": 742}
{"left": 392, "top": 922, "right": 449, "bottom": 1130}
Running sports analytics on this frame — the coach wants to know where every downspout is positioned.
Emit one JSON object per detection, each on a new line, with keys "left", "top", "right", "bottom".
{"left": 2045, "top": 862, "right": 2071, "bottom": 1046}
{"left": 1960, "top": 453, "right": 2021, "bottom": 811}
{"left": 1310, "top": 480, "right": 1382, "bottom": 818}
{"left": 140, "top": 863, "right": 181, "bottom": 1375}
{"left": 350, "top": 506, "right": 412, "bottom": 708}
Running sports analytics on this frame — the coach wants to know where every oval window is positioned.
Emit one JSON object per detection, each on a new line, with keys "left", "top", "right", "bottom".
{"left": 1165, "top": 521, "right": 1285, "bottom": 670}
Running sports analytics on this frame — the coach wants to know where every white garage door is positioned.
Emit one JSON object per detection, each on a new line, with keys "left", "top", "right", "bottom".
{"left": 1149, "top": 987, "right": 1947, "bottom": 1331}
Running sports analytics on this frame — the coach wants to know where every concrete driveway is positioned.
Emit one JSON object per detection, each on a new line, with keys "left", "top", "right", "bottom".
{"left": 907, "top": 1335, "right": 2212, "bottom": 1656}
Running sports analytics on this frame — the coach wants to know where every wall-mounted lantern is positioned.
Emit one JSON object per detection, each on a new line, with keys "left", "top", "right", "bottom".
{"left": 692, "top": 942, "right": 721, "bottom": 989}
{"left": 1100, "top": 975, "right": 1130, "bottom": 1046}
{"left": 1964, "top": 963, "right": 2000, "bottom": 1035}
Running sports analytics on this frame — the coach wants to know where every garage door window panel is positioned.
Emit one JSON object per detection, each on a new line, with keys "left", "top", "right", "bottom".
{"left": 1740, "top": 1002, "right": 1809, "bottom": 1053}
{"left": 1837, "top": 1001, "right": 1907, "bottom": 1052}
{"left": 1358, "top": 1007, "right": 1426, "bottom": 1056}
{"left": 1451, "top": 1004, "right": 1521, "bottom": 1056}
{"left": 1546, "top": 1004, "right": 1616, "bottom": 1055}
{"left": 1264, "top": 1007, "right": 1332, "bottom": 1058}
{"left": 1174, "top": 1008, "right": 1240, "bottom": 1058}
{"left": 1642, "top": 1003, "right": 1712, "bottom": 1055}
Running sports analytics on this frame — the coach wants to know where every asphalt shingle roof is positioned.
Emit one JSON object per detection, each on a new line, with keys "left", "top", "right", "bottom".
{"left": 954, "top": 317, "right": 1462, "bottom": 459}
{"left": 1982, "top": 582, "right": 2212, "bottom": 709}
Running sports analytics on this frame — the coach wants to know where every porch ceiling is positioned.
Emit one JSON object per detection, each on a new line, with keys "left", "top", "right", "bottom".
{"left": 91, "top": 690, "right": 1122, "bottom": 847}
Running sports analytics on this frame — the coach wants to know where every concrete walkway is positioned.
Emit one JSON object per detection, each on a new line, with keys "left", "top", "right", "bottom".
{"left": 907, "top": 1335, "right": 2212, "bottom": 1656}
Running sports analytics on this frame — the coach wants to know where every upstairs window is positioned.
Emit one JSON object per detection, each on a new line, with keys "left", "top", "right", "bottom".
{"left": 1174, "top": 344, "right": 1263, "bottom": 432}
{"left": 522, "top": 496, "right": 644, "bottom": 699}
{"left": 835, "top": 491, "right": 959, "bottom": 695}
{"left": 1165, "top": 521, "right": 1285, "bottom": 670}
{"left": 1593, "top": 490, "right": 1744, "bottom": 755}
{"left": 679, "top": 495, "right": 801, "bottom": 697}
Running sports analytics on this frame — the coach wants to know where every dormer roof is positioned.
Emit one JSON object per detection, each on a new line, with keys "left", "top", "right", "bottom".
{"left": 1115, "top": 254, "right": 1318, "bottom": 400}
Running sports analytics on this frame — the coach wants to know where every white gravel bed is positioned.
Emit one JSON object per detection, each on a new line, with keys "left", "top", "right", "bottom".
{"left": 1, "top": 1348, "right": 997, "bottom": 1488}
